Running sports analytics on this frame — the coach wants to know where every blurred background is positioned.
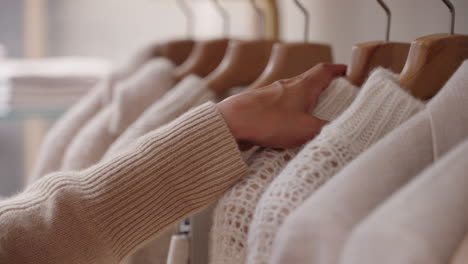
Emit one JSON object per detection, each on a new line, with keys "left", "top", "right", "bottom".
{"left": 0, "top": 0, "right": 467, "bottom": 196}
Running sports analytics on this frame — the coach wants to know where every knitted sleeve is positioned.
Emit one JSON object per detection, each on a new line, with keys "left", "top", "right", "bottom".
{"left": 0, "top": 102, "right": 247, "bottom": 264}
{"left": 61, "top": 59, "right": 175, "bottom": 171}
{"left": 246, "top": 68, "right": 425, "bottom": 264}
{"left": 209, "top": 78, "right": 359, "bottom": 264}
{"left": 104, "top": 75, "right": 216, "bottom": 159}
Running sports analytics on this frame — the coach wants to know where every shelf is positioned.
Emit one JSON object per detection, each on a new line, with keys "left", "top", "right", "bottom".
{"left": 0, "top": 107, "right": 66, "bottom": 121}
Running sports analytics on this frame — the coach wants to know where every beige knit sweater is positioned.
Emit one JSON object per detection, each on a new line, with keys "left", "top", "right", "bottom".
{"left": 0, "top": 102, "right": 247, "bottom": 264}
{"left": 61, "top": 58, "right": 175, "bottom": 171}
{"left": 109, "top": 75, "right": 215, "bottom": 264}
{"left": 209, "top": 77, "right": 359, "bottom": 264}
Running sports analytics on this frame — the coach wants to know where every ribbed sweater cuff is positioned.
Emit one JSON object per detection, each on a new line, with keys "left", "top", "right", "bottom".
{"left": 84, "top": 102, "right": 246, "bottom": 259}
{"left": 26, "top": 102, "right": 247, "bottom": 261}
{"left": 324, "top": 68, "right": 425, "bottom": 152}
{"left": 313, "top": 77, "right": 359, "bottom": 121}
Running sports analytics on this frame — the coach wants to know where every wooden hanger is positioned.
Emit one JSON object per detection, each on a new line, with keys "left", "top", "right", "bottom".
{"left": 250, "top": 42, "right": 332, "bottom": 89}
{"left": 248, "top": 0, "right": 333, "bottom": 89}
{"left": 398, "top": 0, "right": 468, "bottom": 100}
{"left": 205, "top": 0, "right": 276, "bottom": 95}
{"left": 173, "top": 0, "right": 233, "bottom": 81}
{"left": 159, "top": 39, "right": 195, "bottom": 66}
{"left": 346, "top": 0, "right": 410, "bottom": 86}
{"left": 173, "top": 39, "right": 230, "bottom": 81}
{"left": 205, "top": 40, "right": 276, "bottom": 95}
{"left": 399, "top": 34, "right": 468, "bottom": 100}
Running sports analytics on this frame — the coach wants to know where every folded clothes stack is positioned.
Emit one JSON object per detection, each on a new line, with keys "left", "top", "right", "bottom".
{"left": 0, "top": 57, "right": 111, "bottom": 111}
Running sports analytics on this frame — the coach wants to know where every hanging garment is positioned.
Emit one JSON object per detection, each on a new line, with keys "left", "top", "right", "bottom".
{"left": 104, "top": 75, "right": 215, "bottom": 159}
{"left": 246, "top": 68, "right": 425, "bottom": 264}
{"left": 209, "top": 77, "right": 359, "bottom": 264}
{"left": 451, "top": 235, "right": 468, "bottom": 264}
{"left": 106, "top": 75, "right": 215, "bottom": 264}
{"left": 28, "top": 46, "right": 161, "bottom": 184}
{"left": 340, "top": 138, "right": 468, "bottom": 264}
{"left": 270, "top": 59, "right": 468, "bottom": 264}
{"left": 61, "top": 58, "right": 175, "bottom": 171}
{"left": 166, "top": 235, "right": 190, "bottom": 264}
{"left": 0, "top": 102, "right": 247, "bottom": 264}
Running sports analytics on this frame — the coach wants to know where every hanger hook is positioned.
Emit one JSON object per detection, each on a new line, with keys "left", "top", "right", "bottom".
{"left": 212, "top": 0, "right": 230, "bottom": 37}
{"left": 250, "top": 0, "right": 265, "bottom": 38}
{"left": 376, "top": 0, "right": 391, "bottom": 42}
{"left": 176, "top": 0, "right": 195, "bottom": 38}
{"left": 293, "top": 0, "right": 309, "bottom": 42}
{"left": 442, "top": 0, "right": 455, "bottom": 34}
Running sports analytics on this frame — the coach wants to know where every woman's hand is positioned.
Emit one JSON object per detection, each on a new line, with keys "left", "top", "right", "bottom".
{"left": 217, "top": 63, "right": 347, "bottom": 149}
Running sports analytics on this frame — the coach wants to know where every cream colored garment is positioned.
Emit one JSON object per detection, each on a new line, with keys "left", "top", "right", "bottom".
{"left": 0, "top": 103, "right": 248, "bottom": 264}
{"left": 28, "top": 45, "right": 161, "bottom": 183}
{"left": 111, "top": 75, "right": 215, "bottom": 264}
{"left": 104, "top": 75, "right": 215, "bottom": 158}
{"left": 247, "top": 69, "right": 425, "bottom": 264}
{"left": 167, "top": 235, "right": 190, "bottom": 264}
{"left": 271, "top": 60, "right": 468, "bottom": 264}
{"left": 452, "top": 235, "right": 468, "bottom": 264}
{"left": 341, "top": 138, "right": 468, "bottom": 264}
{"left": 209, "top": 78, "right": 359, "bottom": 264}
{"left": 61, "top": 58, "right": 175, "bottom": 171}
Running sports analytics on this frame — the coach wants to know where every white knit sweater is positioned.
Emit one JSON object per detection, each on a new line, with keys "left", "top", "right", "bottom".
{"left": 28, "top": 45, "right": 161, "bottom": 184}
{"left": 246, "top": 68, "right": 425, "bottom": 264}
{"left": 61, "top": 58, "right": 175, "bottom": 171}
{"left": 104, "top": 75, "right": 216, "bottom": 158}
{"left": 209, "top": 78, "right": 359, "bottom": 264}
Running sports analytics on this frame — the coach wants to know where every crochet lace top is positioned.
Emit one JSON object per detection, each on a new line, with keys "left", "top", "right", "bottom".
{"left": 246, "top": 68, "right": 425, "bottom": 264}
{"left": 209, "top": 77, "right": 360, "bottom": 264}
{"left": 104, "top": 75, "right": 216, "bottom": 158}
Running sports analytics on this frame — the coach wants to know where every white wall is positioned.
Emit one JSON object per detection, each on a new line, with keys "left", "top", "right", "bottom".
{"left": 47, "top": 0, "right": 257, "bottom": 63}
{"left": 0, "top": 0, "right": 23, "bottom": 57}
{"left": 278, "top": 0, "right": 468, "bottom": 63}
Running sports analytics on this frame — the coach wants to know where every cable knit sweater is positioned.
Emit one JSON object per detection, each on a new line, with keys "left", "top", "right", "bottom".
{"left": 28, "top": 44, "right": 161, "bottom": 184}
{"left": 246, "top": 68, "right": 425, "bottom": 264}
{"left": 341, "top": 139, "right": 468, "bottom": 264}
{"left": 61, "top": 58, "right": 175, "bottom": 171}
{"left": 104, "top": 75, "right": 216, "bottom": 159}
{"left": 0, "top": 102, "right": 247, "bottom": 264}
{"left": 270, "top": 60, "right": 468, "bottom": 264}
{"left": 209, "top": 78, "right": 359, "bottom": 264}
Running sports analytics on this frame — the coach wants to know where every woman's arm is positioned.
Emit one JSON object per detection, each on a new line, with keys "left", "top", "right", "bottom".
{"left": 0, "top": 63, "right": 346, "bottom": 264}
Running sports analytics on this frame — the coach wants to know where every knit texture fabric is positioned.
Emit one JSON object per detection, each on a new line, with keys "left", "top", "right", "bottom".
{"left": 104, "top": 75, "right": 215, "bottom": 158}
{"left": 106, "top": 75, "right": 215, "bottom": 264}
{"left": 270, "top": 60, "right": 468, "bottom": 264}
{"left": 61, "top": 58, "right": 175, "bottom": 171}
{"left": 0, "top": 102, "right": 247, "bottom": 264}
{"left": 341, "top": 139, "right": 468, "bottom": 264}
{"left": 209, "top": 78, "right": 359, "bottom": 264}
{"left": 246, "top": 68, "right": 425, "bottom": 264}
